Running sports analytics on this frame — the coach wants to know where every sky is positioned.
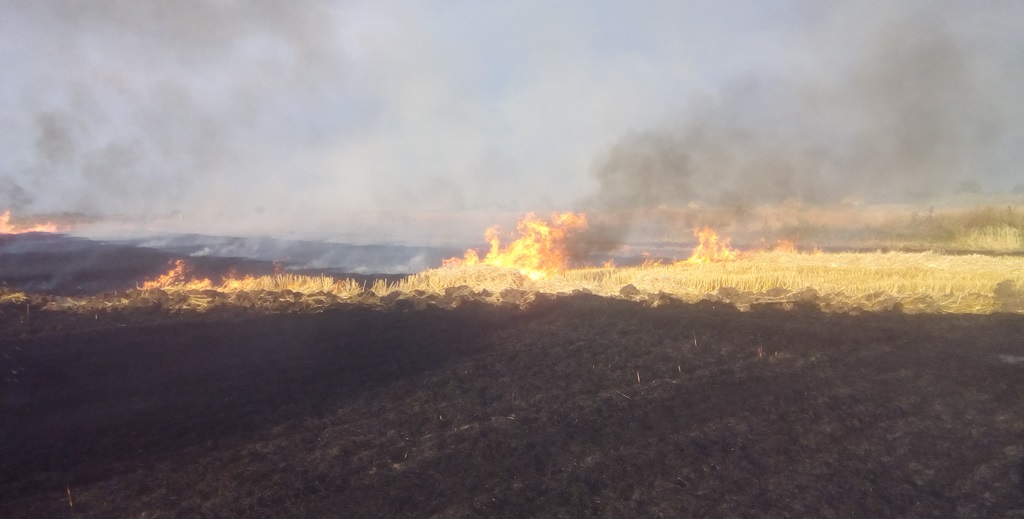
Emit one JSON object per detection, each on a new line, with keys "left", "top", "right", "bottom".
{"left": 1, "top": 0, "right": 1022, "bottom": 239}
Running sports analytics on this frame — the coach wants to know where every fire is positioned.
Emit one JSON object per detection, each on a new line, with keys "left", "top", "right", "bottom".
{"left": 641, "top": 252, "right": 662, "bottom": 267}
{"left": 142, "top": 260, "right": 213, "bottom": 290}
{"left": 140, "top": 260, "right": 343, "bottom": 295}
{"left": 220, "top": 274, "right": 257, "bottom": 292}
{"left": 774, "top": 239, "right": 798, "bottom": 253}
{"left": 677, "top": 227, "right": 738, "bottom": 265}
{"left": 0, "top": 210, "right": 63, "bottom": 234}
{"left": 444, "top": 212, "right": 588, "bottom": 280}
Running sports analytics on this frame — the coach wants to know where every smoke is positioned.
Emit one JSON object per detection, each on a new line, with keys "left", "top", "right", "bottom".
{"left": 574, "top": 2, "right": 1023, "bottom": 252}
{"left": 0, "top": 178, "right": 31, "bottom": 211}
{"left": 2, "top": 1, "right": 1021, "bottom": 249}
{"left": 1, "top": 0, "right": 345, "bottom": 216}
{"left": 830, "top": 16, "right": 1008, "bottom": 199}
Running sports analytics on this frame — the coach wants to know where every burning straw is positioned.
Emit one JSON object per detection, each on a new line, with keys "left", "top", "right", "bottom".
{"left": 25, "top": 213, "right": 1024, "bottom": 315}
{"left": 39, "top": 249, "right": 1024, "bottom": 316}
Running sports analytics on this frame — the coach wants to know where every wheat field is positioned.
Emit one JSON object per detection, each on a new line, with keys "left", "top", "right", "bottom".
{"left": 95, "top": 249, "right": 1023, "bottom": 315}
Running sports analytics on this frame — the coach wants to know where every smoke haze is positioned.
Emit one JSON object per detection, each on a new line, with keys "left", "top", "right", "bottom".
{"left": 2, "top": 1, "right": 1022, "bottom": 244}
{"left": 588, "top": 7, "right": 1018, "bottom": 206}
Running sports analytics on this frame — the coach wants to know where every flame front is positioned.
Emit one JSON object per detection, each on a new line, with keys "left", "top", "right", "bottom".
{"left": 444, "top": 212, "right": 588, "bottom": 280}
{"left": 141, "top": 260, "right": 343, "bottom": 294}
{"left": 0, "top": 210, "right": 63, "bottom": 234}
{"left": 142, "top": 260, "right": 213, "bottom": 290}
{"left": 220, "top": 274, "right": 257, "bottom": 292}
{"left": 677, "top": 227, "right": 738, "bottom": 265}
{"left": 774, "top": 239, "right": 797, "bottom": 253}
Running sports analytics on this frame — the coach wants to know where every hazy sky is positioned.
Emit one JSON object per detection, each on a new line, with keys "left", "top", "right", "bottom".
{"left": 2, "top": 1, "right": 1022, "bottom": 233}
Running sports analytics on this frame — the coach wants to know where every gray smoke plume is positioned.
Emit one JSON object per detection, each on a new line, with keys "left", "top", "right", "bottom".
{"left": 1, "top": 0, "right": 344, "bottom": 216}
{"left": 574, "top": 5, "right": 1021, "bottom": 253}
{"left": 2, "top": 1, "right": 1021, "bottom": 251}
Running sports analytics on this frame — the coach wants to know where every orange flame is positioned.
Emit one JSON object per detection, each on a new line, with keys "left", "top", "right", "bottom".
{"left": 0, "top": 210, "right": 63, "bottom": 234}
{"left": 444, "top": 212, "right": 588, "bottom": 280}
{"left": 677, "top": 227, "right": 738, "bottom": 265}
{"left": 142, "top": 260, "right": 213, "bottom": 290}
{"left": 774, "top": 239, "right": 798, "bottom": 253}
{"left": 220, "top": 274, "right": 257, "bottom": 292}
{"left": 640, "top": 252, "right": 662, "bottom": 267}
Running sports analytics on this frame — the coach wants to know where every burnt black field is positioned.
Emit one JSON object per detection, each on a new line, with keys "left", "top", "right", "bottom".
{"left": 1, "top": 234, "right": 1023, "bottom": 517}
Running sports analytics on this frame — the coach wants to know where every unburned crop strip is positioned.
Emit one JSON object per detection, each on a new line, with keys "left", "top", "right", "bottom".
{"left": 33, "top": 250, "right": 1024, "bottom": 315}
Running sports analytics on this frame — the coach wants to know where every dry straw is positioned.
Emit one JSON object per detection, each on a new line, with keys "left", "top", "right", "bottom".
{"left": 119, "top": 250, "right": 1024, "bottom": 315}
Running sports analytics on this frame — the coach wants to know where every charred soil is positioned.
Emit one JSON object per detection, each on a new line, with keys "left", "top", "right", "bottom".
{"left": 1, "top": 297, "right": 1024, "bottom": 517}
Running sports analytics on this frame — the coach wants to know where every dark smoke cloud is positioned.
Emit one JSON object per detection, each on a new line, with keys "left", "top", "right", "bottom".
{"left": 590, "top": 18, "right": 1010, "bottom": 208}
{"left": 34, "top": 111, "right": 83, "bottom": 168}
{"left": 833, "top": 17, "right": 1007, "bottom": 199}
{"left": 2, "top": 0, "right": 343, "bottom": 216}
{"left": 576, "top": 6, "right": 1022, "bottom": 252}
{"left": 2, "top": 1, "right": 1021, "bottom": 250}
{"left": 0, "top": 178, "right": 32, "bottom": 211}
